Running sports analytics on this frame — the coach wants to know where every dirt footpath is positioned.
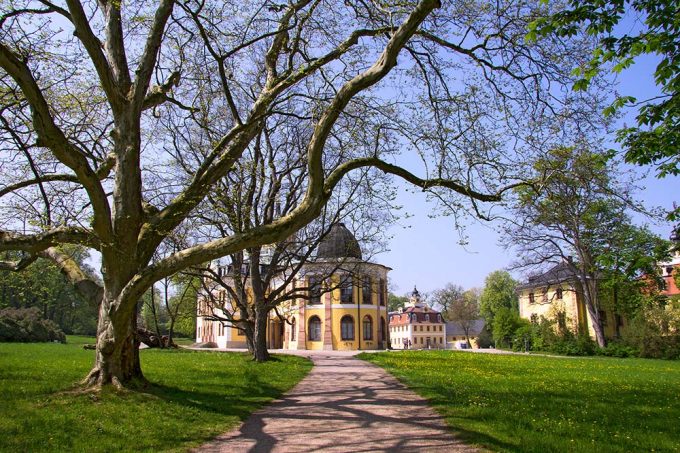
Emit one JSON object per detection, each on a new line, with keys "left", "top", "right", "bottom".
{"left": 196, "top": 353, "right": 476, "bottom": 452}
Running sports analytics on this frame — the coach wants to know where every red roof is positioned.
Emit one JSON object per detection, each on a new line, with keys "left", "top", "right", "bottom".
{"left": 389, "top": 306, "right": 443, "bottom": 326}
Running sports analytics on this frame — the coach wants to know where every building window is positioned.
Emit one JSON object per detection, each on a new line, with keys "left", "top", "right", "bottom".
{"left": 362, "top": 276, "right": 372, "bottom": 304}
{"left": 340, "top": 277, "right": 353, "bottom": 304}
{"left": 237, "top": 327, "right": 244, "bottom": 336}
{"left": 427, "top": 325, "right": 430, "bottom": 332}
{"left": 363, "top": 315, "right": 373, "bottom": 341}
{"left": 667, "top": 266, "right": 674, "bottom": 276}
{"left": 530, "top": 313, "right": 539, "bottom": 324}
{"left": 380, "top": 317, "right": 386, "bottom": 341}
{"left": 341, "top": 315, "right": 355, "bottom": 340}
{"left": 291, "top": 318, "right": 296, "bottom": 341}
{"left": 556, "top": 288, "right": 563, "bottom": 300}
{"left": 379, "top": 278, "right": 386, "bottom": 306}
{"left": 308, "top": 316, "right": 322, "bottom": 341}
{"left": 529, "top": 292, "right": 535, "bottom": 304}
{"left": 308, "top": 276, "right": 321, "bottom": 304}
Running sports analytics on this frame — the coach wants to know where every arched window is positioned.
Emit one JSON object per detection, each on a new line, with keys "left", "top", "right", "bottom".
{"left": 308, "top": 316, "right": 321, "bottom": 341}
{"left": 341, "top": 315, "right": 355, "bottom": 340}
{"left": 363, "top": 315, "right": 373, "bottom": 341}
{"left": 291, "top": 317, "right": 296, "bottom": 341}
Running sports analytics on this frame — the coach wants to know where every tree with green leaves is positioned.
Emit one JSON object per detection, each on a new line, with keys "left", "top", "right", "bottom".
{"left": 503, "top": 146, "right": 647, "bottom": 347}
{"left": 492, "top": 307, "right": 523, "bottom": 349}
{"left": 388, "top": 293, "right": 410, "bottom": 313}
{"left": 597, "top": 223, "right": 669, "bottom": 321}
{"left": 432, "top": 284, "right": 480, "bottom": 348}
{"left": 0, "top": 248, "right": 97, "bottom": 335}
{"left": 530, "top": 0, "right": 680, "bottom": 216}
{"left": 479, "top": 270, "right": 519, "bottom": 326}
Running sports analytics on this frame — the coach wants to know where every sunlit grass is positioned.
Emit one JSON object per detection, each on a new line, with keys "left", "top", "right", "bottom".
{"left": 360, "top": 351, "right": 680, "bottom": 452}
{"left": 0, "top": 336, "right": 311, "bottom": 452}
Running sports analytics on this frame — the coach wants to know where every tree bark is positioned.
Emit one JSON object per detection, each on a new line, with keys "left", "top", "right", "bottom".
{"left": 82, "top": 295, "right": 145, "bottom": 389}
{"left": 252, "top": 308, "right": 270, "bottom": 362}
{"left": 241, "top": 320, "right": 255, "bottom": 354}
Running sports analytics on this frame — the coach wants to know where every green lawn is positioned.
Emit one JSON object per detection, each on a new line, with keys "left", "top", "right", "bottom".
{"left": 0, "top": 336, "right": 311, "bottom": 452}
{"left": 360, "top": 351, "right": 680, "bottom": 452}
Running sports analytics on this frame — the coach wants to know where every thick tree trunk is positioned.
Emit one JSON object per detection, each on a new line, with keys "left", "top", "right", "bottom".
{"left": 585, "top": 301, "right": 606, "bottom": 348}
{"left": 584, "top": 278, "right": 606, "bottom": 348}
{"left": 243, "top": 321, "right": 255, "bottom": 354}
{"left": 252, "top": 309, "right": 270, "bottom": 362}
{"left": 83, "top": 296, "right": 145, "bottom": 389}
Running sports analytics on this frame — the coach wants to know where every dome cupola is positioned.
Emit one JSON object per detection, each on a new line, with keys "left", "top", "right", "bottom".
{"left": 316, "top": 223, "right": 362, "bottom": 260}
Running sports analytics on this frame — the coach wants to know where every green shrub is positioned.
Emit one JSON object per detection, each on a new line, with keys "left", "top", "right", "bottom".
{"left": 476, "top": 325, "right": 494, "bottom": 348}
{"left": 0, "top": 307, "right": 66, "bottom": 343}
{"left": 598, "top": 341, "right": 639, "bottom": 358}
{"left": 512, "top": 320, "right": 534, "bottom": 352}
{"left": 621, "top": 304, "right": 680, "bottom": 359}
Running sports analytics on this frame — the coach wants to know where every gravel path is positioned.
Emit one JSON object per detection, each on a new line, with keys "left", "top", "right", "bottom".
{"left": 195, "top": 353, "right": 476, "bottom": 452}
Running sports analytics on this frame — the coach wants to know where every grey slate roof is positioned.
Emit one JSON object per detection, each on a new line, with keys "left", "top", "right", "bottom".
{"left": 445, "top": 319, "right": 485, "bottom": 337}
{"left": 517, "top": 262, "right": 581, "bottom": 290}
{"left": 316, "top": 223, "right": 363, "bottom": 260}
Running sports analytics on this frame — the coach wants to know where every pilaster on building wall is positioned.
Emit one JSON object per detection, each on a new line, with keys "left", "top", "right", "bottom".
{"left": 323, "top": 292, "right": 333, "bottom": 350}
{"left": 297, "top": 303, "right": 306, "bottom": 350}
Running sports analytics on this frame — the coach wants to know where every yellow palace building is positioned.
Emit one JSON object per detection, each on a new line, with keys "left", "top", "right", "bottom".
{"left": 196, "top": 223, "right": 391, "bottom": 351}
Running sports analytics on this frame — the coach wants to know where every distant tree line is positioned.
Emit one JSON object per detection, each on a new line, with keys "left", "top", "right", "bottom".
{"left": 0, "top": 248, "right": 97, "bottom": 336}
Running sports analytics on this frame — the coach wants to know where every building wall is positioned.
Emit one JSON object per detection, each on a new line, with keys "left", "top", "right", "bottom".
{"left": 197, "top": 262, "right": 390, "bottom": 351}
{"left": 518, "top": 283, "right": 624, "bottom": 340}
{"left": 283, "top": 266, "right": 389, "bottom": 351}
{"left": 389, "top": 320, "right": 445, "bottom": 349}
{"left": 446, "top": 335, "right": 480, "bottom": 349}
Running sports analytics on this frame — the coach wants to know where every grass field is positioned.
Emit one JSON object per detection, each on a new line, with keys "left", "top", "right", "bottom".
{"left": 360, "top": 350, "right": 680, "bottom": 452}
{"left": 0, "top": 336, "right": 311, "bottom": 452}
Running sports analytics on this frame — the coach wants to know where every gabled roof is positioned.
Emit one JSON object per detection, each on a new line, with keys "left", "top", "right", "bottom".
{"left": 445, "top": 319, "right": 485, "bottom": 337}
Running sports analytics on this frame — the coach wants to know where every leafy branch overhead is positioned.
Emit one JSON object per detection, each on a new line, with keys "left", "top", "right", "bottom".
{"left": 530, "top": 0, "right": 680, "bottom": 190}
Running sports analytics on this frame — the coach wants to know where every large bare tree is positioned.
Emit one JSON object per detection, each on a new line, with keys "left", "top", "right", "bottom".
{"left": 0, "top": 0, "right": 602, "bottom": 388}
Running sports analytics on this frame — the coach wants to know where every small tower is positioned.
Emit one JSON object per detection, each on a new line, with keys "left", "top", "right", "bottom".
{"left": 407, "top": 286, "right": 424, "bottom": 308}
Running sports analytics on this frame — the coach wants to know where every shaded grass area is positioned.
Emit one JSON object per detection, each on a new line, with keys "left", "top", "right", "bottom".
{"left": 360, "top": 351, "right": 680, "bottom": 452}
{"left": 0, "top": 336, "right": 311, "bottom": 452}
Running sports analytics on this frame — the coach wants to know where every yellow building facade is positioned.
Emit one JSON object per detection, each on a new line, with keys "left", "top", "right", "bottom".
{"left": 196, "top": 223, "right": 391, "bottom": 351}
{"left": 282, "top": 266, "right": 390, "bottom": 351}
{"left": 518, "top": 262, "right": 625, "bottom": 340}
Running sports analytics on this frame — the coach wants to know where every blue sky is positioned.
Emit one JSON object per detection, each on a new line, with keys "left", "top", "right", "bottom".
{"left": 379, "top": 53, "right": 680, "bottom": 296}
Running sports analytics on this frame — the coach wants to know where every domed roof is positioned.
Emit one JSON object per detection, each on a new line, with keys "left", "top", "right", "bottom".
{"left": 316, "top": 223, "right": 362, "bottom": 260}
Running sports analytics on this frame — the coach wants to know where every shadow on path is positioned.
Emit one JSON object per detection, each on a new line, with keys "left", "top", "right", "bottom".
{"left": 195, "top": 355, "right": 477, "bottom": 452}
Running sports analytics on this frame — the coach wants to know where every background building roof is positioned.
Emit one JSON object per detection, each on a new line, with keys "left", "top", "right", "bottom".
{"left": 445, "top": 319, "right": 486, "bottom": 337}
